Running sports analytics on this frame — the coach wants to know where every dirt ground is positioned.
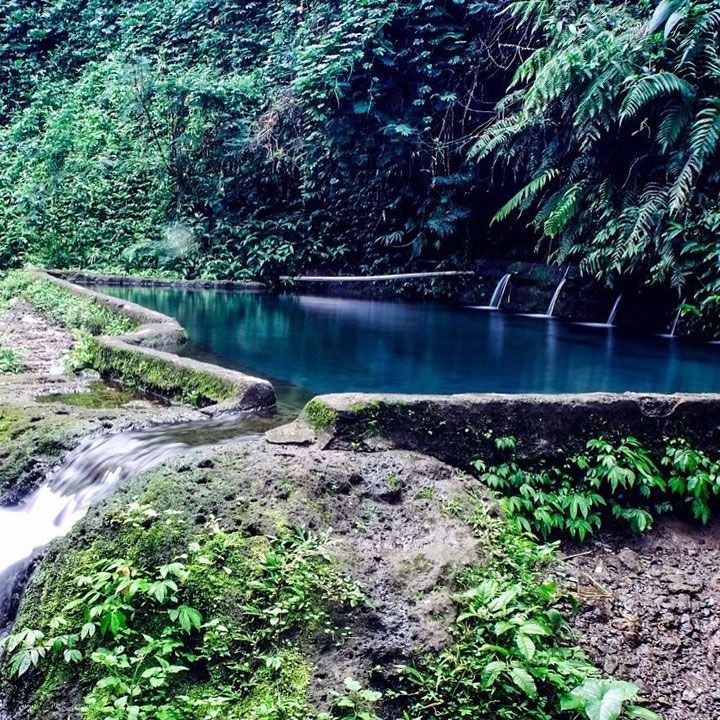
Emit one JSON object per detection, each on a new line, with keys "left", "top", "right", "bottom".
{"left": 0, "top": 298, "right": 75, "bottom": 376}
{"left": 560, "top": 518, "right": 720, "bottom": 720}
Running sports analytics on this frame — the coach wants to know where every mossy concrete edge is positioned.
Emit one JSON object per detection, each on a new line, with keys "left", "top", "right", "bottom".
{"left": 46, "top": 268, "right": 266, "bottom": 292}
{"left": 30, "top": 270, "right": 276, "bottom": 413}
{"left": 279, "top": 392, "right": 720, "bottom": 466}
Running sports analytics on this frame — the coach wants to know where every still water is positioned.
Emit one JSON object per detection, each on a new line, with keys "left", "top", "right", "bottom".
{"left": 96, "top": 286, "right": 720, "bottom": 397}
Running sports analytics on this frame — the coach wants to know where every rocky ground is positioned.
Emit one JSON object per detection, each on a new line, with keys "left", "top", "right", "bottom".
{"left": 560, "top": 519, "right": 720, "bottom": 720}
{"left": 5, "top": 436, "right": 484, "bottom": 719}
{"left": 0, "top": 298, "right": 74, "bottom": 378}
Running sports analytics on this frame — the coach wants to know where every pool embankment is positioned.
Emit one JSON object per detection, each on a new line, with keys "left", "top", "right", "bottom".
{"left": 29, "top": 270, "right": 276, "bottom": 413}
{"left": 45, "top": 268, "right": 266, "bottom": 292}
{"left": 272, "top": 392, "right": 720, "bottom": 466}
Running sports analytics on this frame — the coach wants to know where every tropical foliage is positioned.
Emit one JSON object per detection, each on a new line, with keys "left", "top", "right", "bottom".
{"left": 394, "top": 499, "right": 658, "bottom": 720}
{"left": 0, "top": 0, "right": 719, "bottom": 325}
{"left": 475, "top": 0, "right": 720, "bottom": 330}
{"left": 473, "top": 435, "right": 720, "bottom": 540}
{"left": 1, "top": 506, "right": 365, "bottom": 720}
{"left": 0, "top": 0, "right": 504, "bottom": 280}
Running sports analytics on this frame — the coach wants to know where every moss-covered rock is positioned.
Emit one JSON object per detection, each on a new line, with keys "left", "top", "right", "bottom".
{"left": 300, "top": 392, "right": 720, "bottom": 469}
{"left": 3, "top": 437, "right": 483, "bottom": 719}
{"left": 0, "top": 405, "right": 108, "bottom": 504}
{"left": 88, "top": 339, "right": 234, "bottom": 407}
{"left": 302, "top": 398, "right": 337, "bottom": 432}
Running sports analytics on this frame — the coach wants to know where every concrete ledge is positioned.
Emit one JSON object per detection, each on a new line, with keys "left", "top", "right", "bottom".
{"left": 278, "top": 392, "right": 720, "bottom": 466}
{"left": 31, "top": 271, "right": 276, "bottom": 414}
{"left": 32, "top": 271, "right": 187, "bottom": 350}
{"left": 46, "top": 269, "right": 267, "bottom": 292}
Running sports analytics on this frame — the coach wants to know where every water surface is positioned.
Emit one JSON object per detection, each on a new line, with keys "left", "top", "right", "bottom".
{"left": 95, "top": 286, "right": 720, "bottom": 398}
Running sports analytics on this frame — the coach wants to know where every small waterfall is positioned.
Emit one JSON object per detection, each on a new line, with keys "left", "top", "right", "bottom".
{"left": 606, "top": 294, "right": 622, "bottom": 326}
{"left": 669, "top": 306, "right": 682, "bottom": 337}
{"left": 0, "top": 411, "right": 269, "bottom": 632}
{"left": 488, "top": 273, "right": 511, "bottom": 309}
{"left": 469, "top": 273, "right": 512, "bottom": 311}
{"left": 545, "top": 269, "right": 569, "bottom": 318}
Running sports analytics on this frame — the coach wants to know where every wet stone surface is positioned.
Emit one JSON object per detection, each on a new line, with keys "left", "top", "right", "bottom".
{"left": 560, "top": 518, "right": 720, "bottom": 720}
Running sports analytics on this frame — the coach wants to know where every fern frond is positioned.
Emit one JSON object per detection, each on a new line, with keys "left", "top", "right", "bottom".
{"left": 492, "top": 168, "right": 559, "bottom": 224}
{"left": 543, "top": 182, "right": 584, "bottom": 237}
{"left": 469, "top": 117, "right": 529, "bottom": 160}
{"left": 670, "top": 100, "right": 720, "bottom": 213}
{"left": 656, "top": 103, "right": 691, "bottom": 152}
{"left": 620, "top": 72, "right": 695, "bottom": 121}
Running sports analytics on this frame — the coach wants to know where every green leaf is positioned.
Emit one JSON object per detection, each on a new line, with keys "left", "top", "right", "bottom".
{"left": 626, "top": 705, "right": 662, "bottom": 720}
{"left": 566, "top": 679, "right": 639, "bottom": 720}
{"left": 510, "top": 666, "right": 537, "bottom": 698}
{"left": 515, "top": 633, "right": 536, "bottom": 660}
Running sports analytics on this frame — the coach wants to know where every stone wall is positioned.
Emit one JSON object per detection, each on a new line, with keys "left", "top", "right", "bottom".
{"left": 274, "top": 392, "right": 720, "bottom": 468}
{"left": 32, "top": 271, "right": 276, "bottom": 413}
{"left": 46, "top": 269, "right": 266, "bottom": 292}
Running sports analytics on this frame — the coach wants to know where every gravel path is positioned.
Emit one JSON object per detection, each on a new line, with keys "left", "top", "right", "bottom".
{"left": 0, "top": 298, "right": 75, "bottom": 376}
{"left": 561, "top": 518, "right": 720, "bottom": 720}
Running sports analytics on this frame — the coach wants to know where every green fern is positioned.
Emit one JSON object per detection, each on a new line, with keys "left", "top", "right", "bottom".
{"left": 620, "top": 72, "right": 695, "bottom": 121}
{"left": 492, "top": 169, "right": 559, "bottom": 224}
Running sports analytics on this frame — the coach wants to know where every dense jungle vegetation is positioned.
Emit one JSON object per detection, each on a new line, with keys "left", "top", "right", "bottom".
{"left": 0, "top": 0, "right": 718, "bottom": 325}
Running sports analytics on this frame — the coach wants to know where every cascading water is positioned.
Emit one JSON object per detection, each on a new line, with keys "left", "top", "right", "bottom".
{"left": 470, "top": 273, "right": 512, "bottom": 311}
{"left": 575, "top": 293, "right": 622, "bottom": 329}
{"left": 669, "top": 306, "right": 682, "bottom": 338}
{"left": 545, "top": 268, "right": 569, "bottom": 318}
{"left": 606, "top": 294, "right": 622, "bottom": 326}
{"left": 488, "top": 273, "right": 511, "bottom": 309}
{"left": 0, "top": 411, "right": 274, "bottom": 632}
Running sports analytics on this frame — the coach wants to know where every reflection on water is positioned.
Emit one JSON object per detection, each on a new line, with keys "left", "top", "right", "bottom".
{"left": 36, "top": 380, "right": 167, "bottom": 409}
{"left": 96, "top": 287, "right": 720, "bottom": 397}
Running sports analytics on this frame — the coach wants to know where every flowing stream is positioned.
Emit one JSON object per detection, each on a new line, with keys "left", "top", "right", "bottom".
{"left": 606, "top": 294, "right": 622, "bottom": 326}
{"left": 0, "top": 411, "right": 280, "bottom": 632}
{"left": 471, "top": 273, "right": 511, "bottom": 310}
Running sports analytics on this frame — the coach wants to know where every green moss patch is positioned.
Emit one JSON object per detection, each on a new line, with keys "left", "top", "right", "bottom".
{"left": 87, "top": 340, "right": 238, "bottom": 407}
{"left": 302, "top": 399, "right": 337, "bottom": 432}
{"left": 3, "top": 504, "right": 364, "bottom": 720}
{"left": 0, "top": 405, "right": 75, "bottom": 502}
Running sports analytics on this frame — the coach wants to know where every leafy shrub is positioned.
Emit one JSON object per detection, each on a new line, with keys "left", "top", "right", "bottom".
{"left": 0, "top": 344, "right": 22, "bottom": 373}
{"left": 323, "top": 678, "right": 382, "bottom": 720}
{"left": 473, "top": 435, "right": 720, "bottom": 540}
{"left": 64, "top": 333, "right": 100, "bottom": 373}
{"left": 663, "top": 439, "right": 720, "bottom": 524}
{"left": 394, "top": 500, "right": 658, "bottom": 720}
{"left": 1, "top": 506, "right": 364, "bottom": 720}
